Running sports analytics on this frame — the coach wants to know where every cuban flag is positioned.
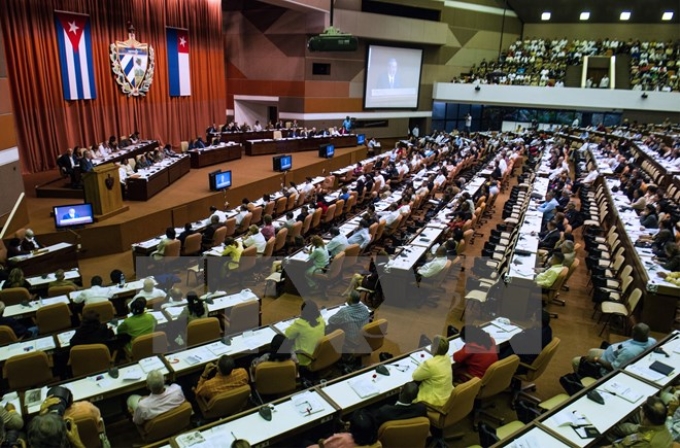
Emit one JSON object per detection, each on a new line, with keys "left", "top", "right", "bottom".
{"left": 54, "top": 12, "right": 96, "bottom": 100}
{"left": 167, "top": 28, "right": 191, "bottom": 97}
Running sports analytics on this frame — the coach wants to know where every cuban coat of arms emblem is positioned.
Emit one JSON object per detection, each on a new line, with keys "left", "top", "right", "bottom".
{"left": 110, "top": 23, "right": 155, "bottom": 97}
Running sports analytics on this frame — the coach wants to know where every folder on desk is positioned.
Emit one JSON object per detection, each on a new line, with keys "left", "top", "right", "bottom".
{"left": 649, "top": 361, "right": 674, "bottom": 376}
{"left": 349, "top": 378, "right": 380, "bottom": 398}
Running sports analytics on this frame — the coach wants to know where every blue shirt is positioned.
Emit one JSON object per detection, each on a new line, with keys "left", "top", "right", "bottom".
{"left": 348, "top": 227, "right": 371, "bottom": 249}
{"left": 601, "top": 337, "right": 657, "bottom": 374}
{"left": 537, "top": 198, "right": 559, "bottom": 221}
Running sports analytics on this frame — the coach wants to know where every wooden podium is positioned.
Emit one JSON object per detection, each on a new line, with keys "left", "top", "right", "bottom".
{"left": 83, "top": 164, "right": 129, "bottom": 221}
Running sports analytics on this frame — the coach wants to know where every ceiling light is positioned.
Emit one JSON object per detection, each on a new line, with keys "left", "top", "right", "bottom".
{"left": 541, "top": 12, "right": 551, "bottom": 21}
{"left": 662, "top": 11, "right": 674, "bottom": 21}
{"left": 620, "top": 11, "right": 631, "bottom": 21}
{"left": 580, "top": 12, "right": 590, "bottom": 20}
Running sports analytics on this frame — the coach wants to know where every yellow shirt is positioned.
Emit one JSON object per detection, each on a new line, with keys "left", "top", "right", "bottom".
{"left": 285, "top": 317, "right": 325, "bottom": 366}
{"left": 664, "top": 272, "right": 680, "bottom": 286}
{"left": 535, "top": 264, "right": 564, "bottom": 288}
{"left": 221, "top": 242, "right": 243, "bottom": 270}
{"left": 412, "top": 354, "right": 453, "bottom": 407}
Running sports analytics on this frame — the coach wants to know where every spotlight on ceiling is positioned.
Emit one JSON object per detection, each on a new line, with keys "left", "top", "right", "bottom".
{"left": 620, "top": 11, "right": 631, "bottom": 21}
{"left": 580, "top": 12, "right": 591, "bottom": 21}
{"left": 662, "top": 11, "right": 674, "bottom": 21}
{"left": 541, "top": 11, "right": 551, "bottom": 21}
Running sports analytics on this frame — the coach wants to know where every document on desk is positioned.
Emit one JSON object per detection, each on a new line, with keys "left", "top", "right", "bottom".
{"left": 604, "top": 381, "right": 643, "bottom": 403}
{"left": 123, "top": 366, "right": 144, "bottom": 381}
{"left": 25, "top": 386, "right": 48, "bottom": 408}
{"left": 349, "top": 378, "right": 380, "bottom": 399}
{"left": 174, "top": 431, "right": 210, "bottom": 448}
{"left": 139, "top": 356, "right": 165, "bottom": 374}
{"left": 627, "top": 363, "right": 666, "bottom": 382}
{"left": 551, "top": 410, "right": 590, "bottom": 427}
{"left": 510, "top": 435, "right": 540, "bottom": 448}
{"left": 490, "top": 318, "right": 516, "bottom": 333}
{"left": 206, "top": 341, "right": 231, "bottom": 357}
{"left": 57, "top": 330, "right": 76, "bottom": 347}
{"left": 293, "top": 391, "right": 327, "bottom": 416}
{"left": 185, "top": 347, "right": 213, "bottom": 365}
{"left": 165, "top": 306, "right": 184, "bottom": 320}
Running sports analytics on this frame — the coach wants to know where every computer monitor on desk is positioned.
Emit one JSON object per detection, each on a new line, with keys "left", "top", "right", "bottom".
{"left": 53, "top": 203, "right": 95, "bottom": 229}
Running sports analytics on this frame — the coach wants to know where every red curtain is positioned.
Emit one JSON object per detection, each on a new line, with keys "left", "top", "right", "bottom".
{"left": 0, "top": 0, "right": 226, "bottom": 173}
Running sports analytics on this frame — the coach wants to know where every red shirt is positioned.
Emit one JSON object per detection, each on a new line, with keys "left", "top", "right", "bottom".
{"left": 453, "top": 340, "right": 498, "bottom": 379}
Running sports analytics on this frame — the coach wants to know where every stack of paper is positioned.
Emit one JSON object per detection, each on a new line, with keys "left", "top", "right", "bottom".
{"left": 57, "top": 330, "right": 76, "bottom": 347}
{"left": 139, "top": 356, "right": 165, "bottom": 373}
{"left": 206, "top": 341, "right": 231, "bottom": 356}
{"left": 349, "top": 378, "right": 380, "bottom": 398}
{"left": 551, "top": 410, "right": 590, "bottom": 427}
{"left": 293, "top": 391, "right": 327, "bottom": 416}
{"left": 605, "top": 381, "right": 643, "bottom": 403}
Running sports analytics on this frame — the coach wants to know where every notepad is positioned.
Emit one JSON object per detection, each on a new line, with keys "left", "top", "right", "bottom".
{"left": 627, "top": 364, "right": 666, "bottom": 382}
{"left": 649, "top": 361, "right": 674, "bottom": 376}
{"left": 605, "top": 381, "right": 643, "bottom": 403}
{"left": 206, "top": 341, "right": 231, "bottom": 356}
{"left": 139, "top": 356, "right": 165, "bottom": 373}
{"left": 293, "top": 391, "right": 327, "bottom": 416}
{"left": 551, "top": 410, "right": 590, "bottom": 427}
{"left": 349, "top": 378, "right": 380, "bottom": 398}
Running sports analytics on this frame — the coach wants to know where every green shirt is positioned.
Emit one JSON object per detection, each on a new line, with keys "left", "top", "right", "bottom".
{"left": 535, "top": 264, "right": 565, "bottom": 288}
{"left": 117, "top": 313, "right": 157, "bottom": 351}
{"left": 285, "top": 317, "right": 325, "bottom": 366}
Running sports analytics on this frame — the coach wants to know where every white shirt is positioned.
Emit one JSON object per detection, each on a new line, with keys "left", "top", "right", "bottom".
{"left": 253, "top": 123, "right": 262, "bottom": 132}
{"left": 417, "top": 256, "right": 447, "bottom": 278}
{"left": 134, "top": 287, "right": 166, "bottom": 302}
{"left": 582, "top": 170, "right": 599, "bottom": 185}
{"left": 235, "top": 210, "right": 249, "bottom": 225}
{"left": 244, "top": 232, "right": 267, "bottom": 254}
{"left": 497, "top": 158, "right": 508, "bottom": 173}
{"left": 434, "top": 173, "right": 447, "bottom": 187}
{"left": 74, "top": 285, "right": 111, "bottom": 305}
{"left": 380, "top": 209, "right": 401, "bottom": 226}
{"left": 133, "top": 384, "right": 185, "bottom": 425}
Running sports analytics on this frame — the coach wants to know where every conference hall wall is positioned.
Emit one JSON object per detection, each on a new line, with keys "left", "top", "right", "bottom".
{"left": 224, "top": 0, "right": 520, "bottom": 137}
{"left": 0, "top": 0, "right": 226, "bottom": 174}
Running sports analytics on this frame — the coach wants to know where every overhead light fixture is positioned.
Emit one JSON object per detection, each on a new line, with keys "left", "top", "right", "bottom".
{"left": 580, "top": 12, "right": 590, "bottom": 21}
{"left": 541, "top": 12, "right": 551, "bottom": 21}
{"left": 662, "top": 11, "right": 674, "bottom": 21}
{"left": 620, "top": 11, "right": 631, "bottom": 21}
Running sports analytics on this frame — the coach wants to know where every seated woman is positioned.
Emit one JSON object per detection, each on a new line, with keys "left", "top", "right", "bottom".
{"left": 412, "top": 335, "right": 453, "bottom": 407}
{"left": 639, "top": 204, "right": 659, "bottom": 229}
{"left": 179, "top": 291, "right": 209, "bottom": 323}
{"left": 284, "top": 301, "right": 325, "bottom": 367}
{"left": 453, "top": 325, "right": 498, "bottom": 381}
{"left": 250, "top": 333, "right": 294, "bottom": 377}
{"left": 2, "top": 268, "right": 30, "bottom": 290}
{"left": 305, "top": 236, "right": 330, "bottom": 289}
{"left": 117, "top": 297, "right": 157, "bottom": 353}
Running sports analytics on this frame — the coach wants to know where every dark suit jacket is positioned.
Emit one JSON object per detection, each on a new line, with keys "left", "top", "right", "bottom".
{"left": 80, "top": 158, "right": 94, "bottom": 173}
{"left": 57, "top": 153, "right": 76, "bottom": 173}
{"left": 538, "top": 229, "right": 560, "bottom": 250}
{"left": 178, "top": 229, "right": 196, "bottom": 247}
{"left": 0, "top": 316, "right": 29, "bottom": 338}
{"left": 376, "top": 73, "right": 402, "bottom": 89}
{"left": 373, "top": 402, "right": 427, "bottom": 428}
{"left": 21, "top": 238, "right": 42, "bottom": 252}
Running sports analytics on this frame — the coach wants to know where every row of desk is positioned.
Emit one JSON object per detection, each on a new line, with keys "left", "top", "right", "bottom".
{"left": 127, "top": 155, "right": 191, "bottom": 201}
{"left": 187, "top": 143, "right": 242, "bottom": 169}
{"left": 5, "top": 242, "right": 78, "bottom": 277}
{"left": 92, "top": 140, "right": 159, "bottom": 167}
{"left": 244, "top": 135, "right": 358, "bottom": 156}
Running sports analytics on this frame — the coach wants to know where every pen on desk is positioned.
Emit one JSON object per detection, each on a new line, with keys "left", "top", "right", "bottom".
{"left": 231, "top": 431, "right": 237, "bottom": 440}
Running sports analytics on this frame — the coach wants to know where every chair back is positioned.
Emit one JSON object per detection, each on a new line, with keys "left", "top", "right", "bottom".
{"left": 180, "top": 141, "right": 189, "bottom": 152}
{"left": 310, "top": 208, "right": 323, "bottom": 229}
{"left": 263, "top": 201, "right": 275, "bottom": 217}
{"left": 237, "top": 213, "right": 252, "bottom": 234}
{"left": 334, "top": 199, "right": 345, "bottom": 220}
{"left": 274, "top": 228, "right": 288, "bottom": 252}
{"left": 626, "top": 288, "right": 643, "bottom": 313}
{"left": 82, "top": 301, "right": 115, "bottom": 323}
{"left": 301, "top": 213, "right": 313, "bottom": 235}
{"left": 430, "top": 377, "right": 482, "bottom": 429}
{"left": 186, "top": 317, "right": 222, "bottom": 347}
{"left": 182, "top": 233, "right": 202, "bottom": 255}
{"left": 477, "top": 355, "right": 520, "bottom": 400}
{"left": 131, "top": 331, "right": 169, "bottom": 362}
{"left": 140, "top": 401, "right": 192, "bottom": 442}
{"left": 211, "top": 227, "right": 227, "bottom": 247}
{"left": 48, "top": 285, "right": 76, "bottom": 298}
{"left": 199, "top": 385, "right": 251, "bottom": 420}
{"left": 237, "top": 245, "right": 258, "bottom": 274}
{"left": 286, "top": 194, "right": 298, "bottom": 211}
{"left": 69, "top": 344, "right": 112, "bottom": 378}
{"left": 0, "top": 287, "right": 30, "bottom": 306}
{"left": 273, "top": 130, "right": 283, "bottom": 140}
{"left": 3, "top": 351, "right": 53, "bottom": 390}
{"left": 287, "top": 221, "right": 303, "bottom": 242}
{"left": 323, "top": 205, "right": 336, "bottom": 224}
{"left": 362, "top": 318, "right": 388, "bottom": 352}
{"left": 308, "top": 329, "right": 345, "bottom": 372}
{"left": 250, "top": 206, "right": 263, "bottom": 225}
{"left": 164, "top": 240, "right": 181, "bottom": 258}
{"left": 36, "top": 303, "right": 72, "bottom": 334}
{"left": 227, "top": 300, "right": 259, "bottom": 335}
{"left": 275, "top": 197, "right": 288, "bottom": 216}
{"left": 254, "top": 360, "right": 297, "bottom": 396}
{"left": 72, "top": 412, "right": 102, "bottom": 447}
{"left": 263, "top": 237, "right": 276, "bottom": 258}
{"left": 545, "top": 267, "right": 569, "bottom": 299}
{"left": 343, "top": 243, "right": 361, "bottom": 269}
{"left": 318, "top": 252, "right": 345, "bottom": 281}
{"left": 0, "top": 326, "right": 18, "bottom": 344}
{"left": 224, "top": 218, "right": 237, "bottom": 237}
{"left": 517, "top": 337, "right": 561, "bottom": 382}
{"left": 422, "top": 260, "right": 452, "bottom": 290}
{"left": 378, "top": 417, "right": 430, "bottom": 448}
{"left": 564, "top": 258, "right": 580, "bottom": 283}
{"left": 344, "top": 195, "right": 356, "bottom": 214}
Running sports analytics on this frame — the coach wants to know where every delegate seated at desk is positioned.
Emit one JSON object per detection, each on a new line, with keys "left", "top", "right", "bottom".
{"left": 571, "top": 322, "right": 656, "bottom": 377}
{"left": 347, "top": 219, "right": 371, "bottom": 250}
{"left": 603, "top": 396, "right": 672, "bottom": 448}
{"left": 537, "top": 191, "right": 559, "bottom": 224}
{"left": 243, "top": 225, "right": 266, "bottom": 254}
{"left": 132, "top": 278, "right": 166, "bottom": 307}
{"left": 655, "top": 243, "right": 680, "bottom": 272}
{"left": 118, "top": 298, "right": 157, "bottom": 352}
{"left": 412, "top": 336, "right": 453, "bottom": 408}
{"left": 73, "top": 276, "right": 110, "bottom": 305}
{"left": 221, "top": 238, "right": 244, "bottom": 280}
{"left": 372, "top": 381, "right": 427, "bottom": 428}
{"left": 308, "top": 409, "right": 380, "bottom": 448}
{"left": 500, "top": 309, "right": 552, "bottom": 373}
{"left": 2, "top": 268, "right": 30, "bottom": 289}
{"left": 415, "top": 246, "right": 448, "bottom": 283}
{"left": 128, "top": 370, "right": 185, "bottom": 426}
{"left": 535, "top": 252, "right": 565, "bottom": 291}
{"left": 326, "top": 227, "right": 349, "bottom": 258}
{"left": 327, "top": 292, "right": 370, "bottom": 351}
{"left": 193, "top": 355, "right": 249, "bottom": 401}
{"left": 453, "top": 325, "right": 498, "bottom": 381}
{"left": 0, "top": 301, "right": 38, "bottom": 338}
{"left": 285, "top": 301, "right": 325, "bottom": 367}
{"left": 70, "top": 310, "right": 115, "bottom": 347}
{"left": 49, "top": 269, "right": 78, "bottom": 289}
{"left": 20, "top": 229, "right": 43, "bottom": 252}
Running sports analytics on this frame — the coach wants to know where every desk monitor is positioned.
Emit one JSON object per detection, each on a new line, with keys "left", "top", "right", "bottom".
{"left": 209, "top": 170, "right": 232, "bottom": 191}
{"left": 356, "top": 134, "right": 366, "bottom": 145}
{"left": 318, "top": 144, "right": 335, "bottom": 159}
{"left": 53, "top": 203, "right": 95, "bottom": 229}
{"left": 273, "top": 154, "right": 292, "bottom": 172}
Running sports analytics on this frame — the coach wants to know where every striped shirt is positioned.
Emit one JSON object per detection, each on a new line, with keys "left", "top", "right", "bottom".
{"left": 328, "top": 303, "right": 370, "bottom": 347}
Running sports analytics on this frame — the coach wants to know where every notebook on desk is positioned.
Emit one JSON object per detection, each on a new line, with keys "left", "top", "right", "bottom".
{"left": 649, "top": 361, "right": 674, "bottom": 376}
